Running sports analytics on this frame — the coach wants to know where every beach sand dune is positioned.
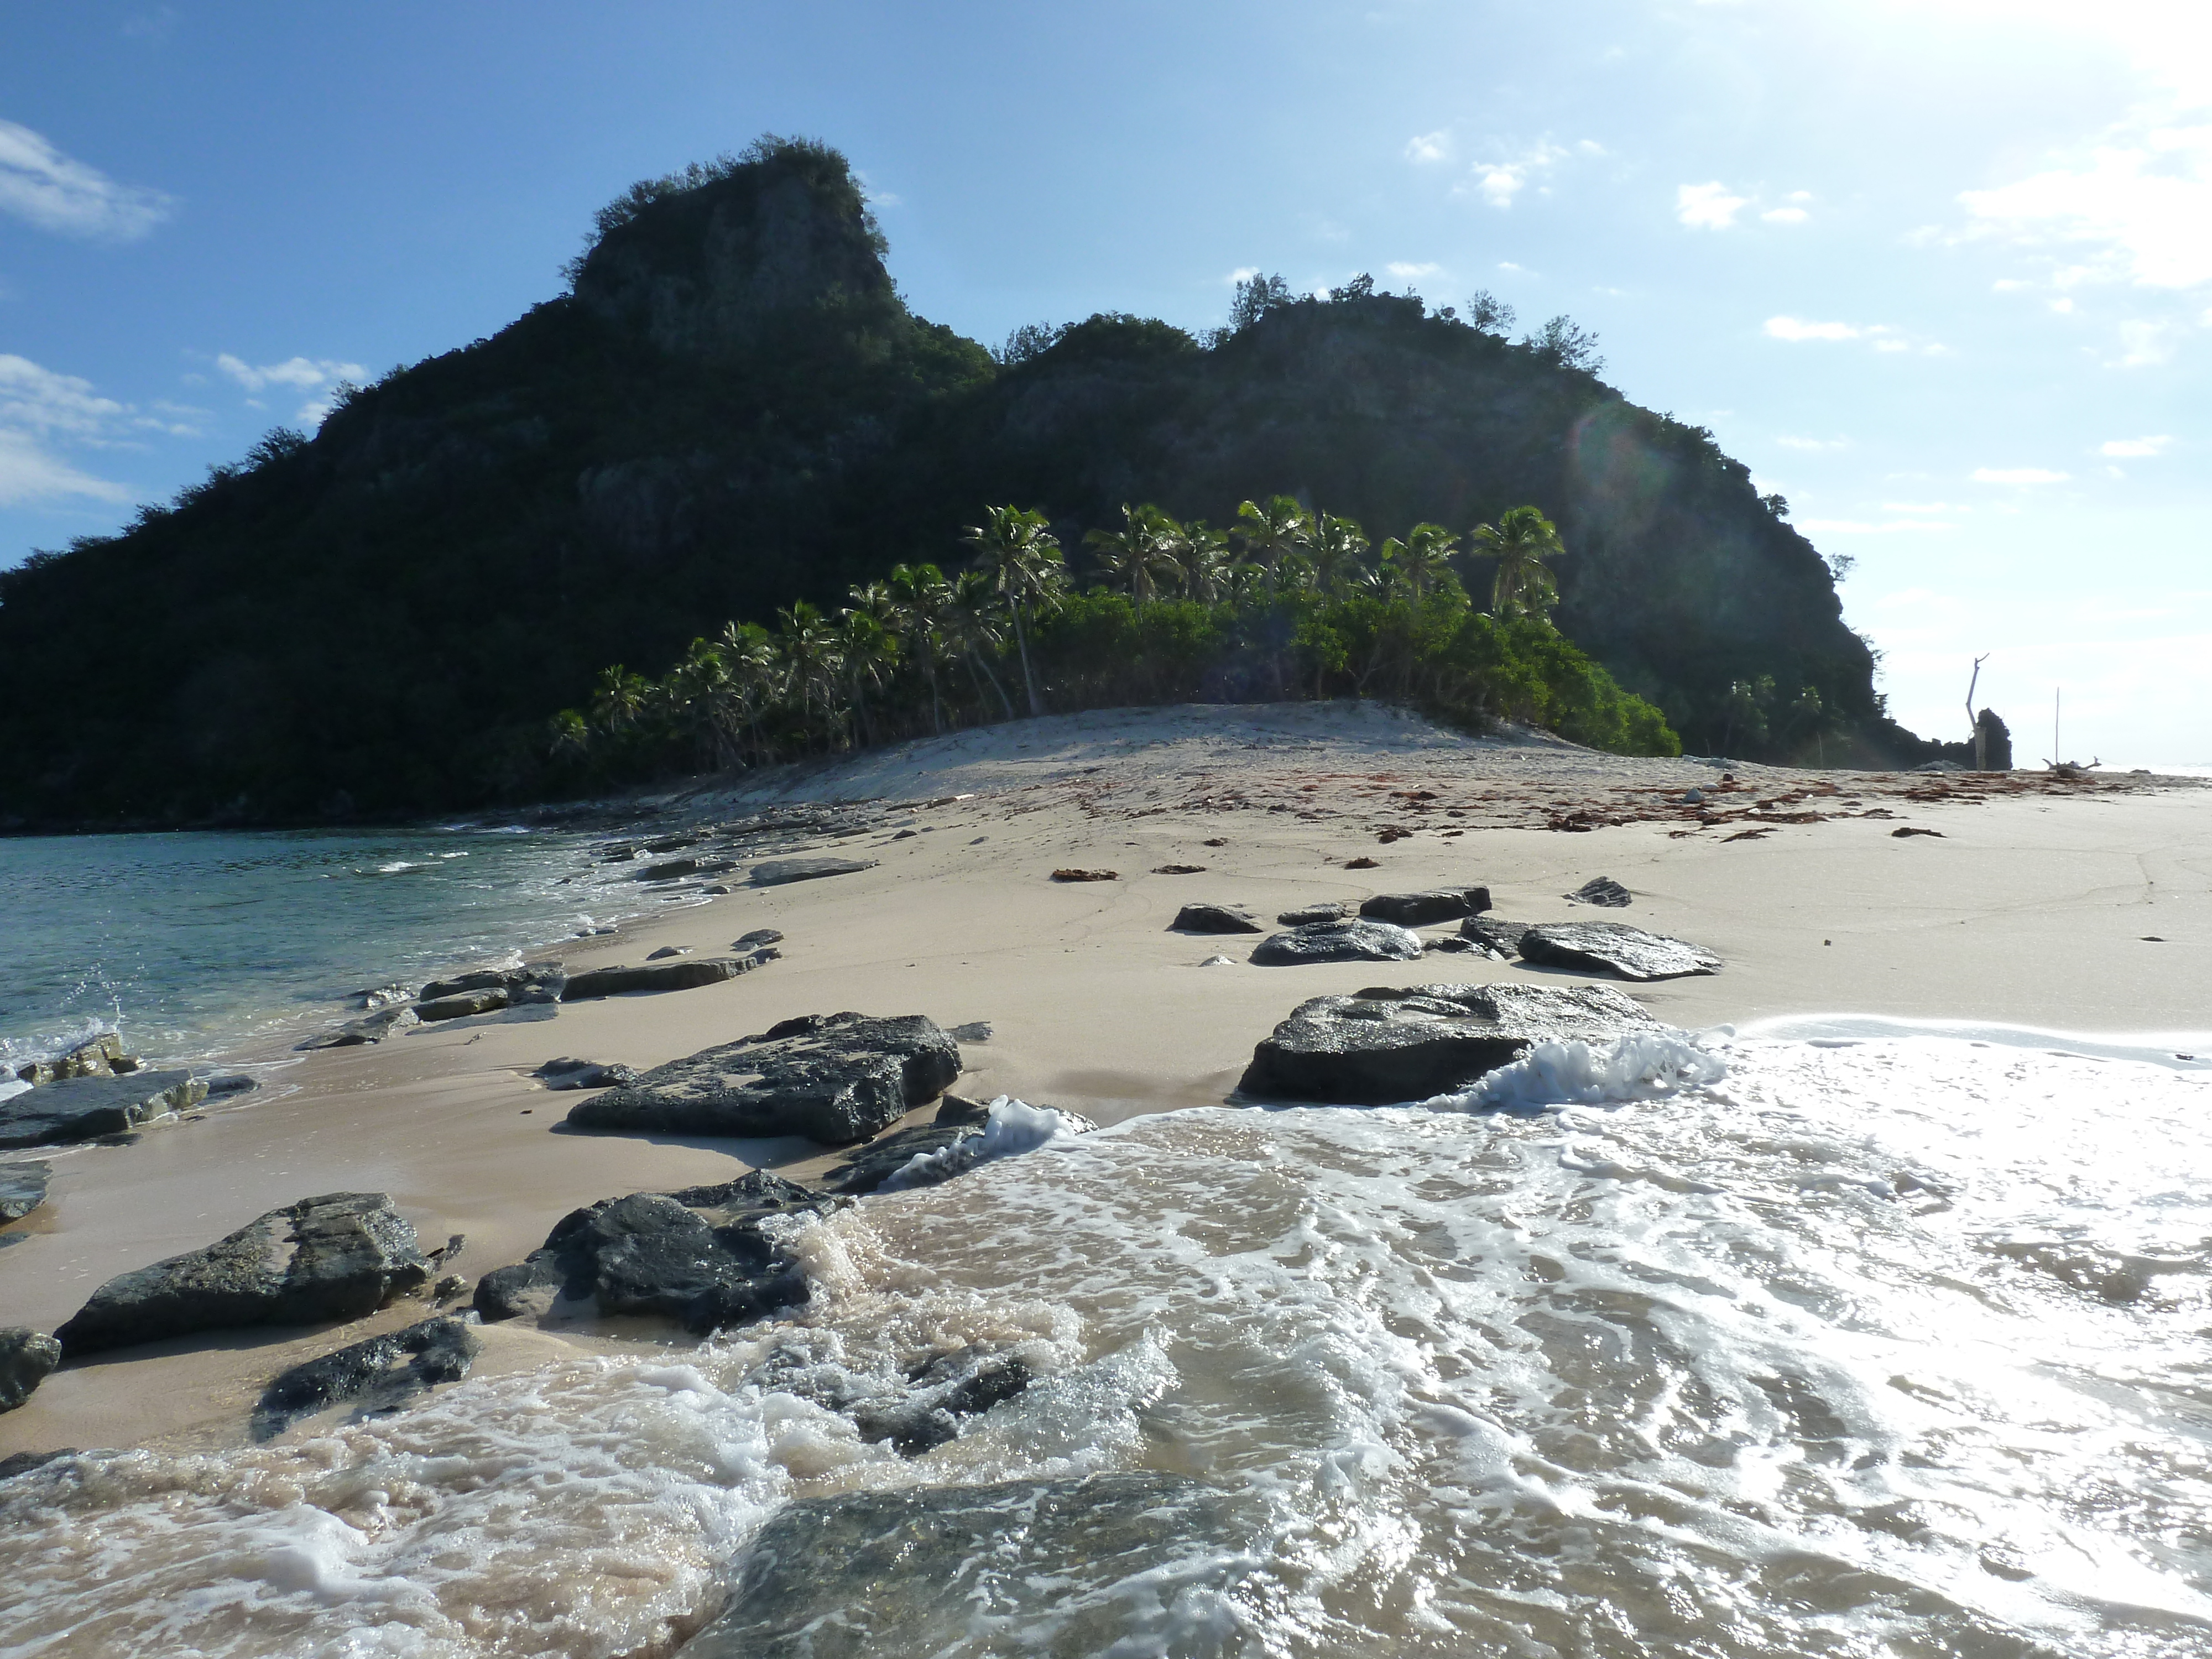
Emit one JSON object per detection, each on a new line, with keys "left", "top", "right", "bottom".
{"left": 3, "top": 701, "right": 2204, "bottom": 1457}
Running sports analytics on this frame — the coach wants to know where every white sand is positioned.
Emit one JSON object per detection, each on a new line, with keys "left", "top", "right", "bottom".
{"left": 4, "top": 701, "right": 2205, "bottom": 1457}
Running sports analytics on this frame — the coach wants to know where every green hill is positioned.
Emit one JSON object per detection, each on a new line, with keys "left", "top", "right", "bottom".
{"left": 0, "top": 137, "right": 1938, "bottom": 830}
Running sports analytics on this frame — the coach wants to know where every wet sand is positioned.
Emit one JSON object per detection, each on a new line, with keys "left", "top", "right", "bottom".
{"left": 4, "top": 701, "right": 2206, "bottom": 1459}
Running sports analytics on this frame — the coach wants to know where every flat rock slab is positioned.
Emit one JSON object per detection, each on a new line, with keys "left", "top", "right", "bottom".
{"left": 1459, "top": 916, "right": 1532, "bottom": 956}
{"left": 560, "top": 951, "right": 773, "bottom": 1001}
{"left": 0, "top": 1161, "right": 51, "bottom": 1224}
{"left": 1169, "top": 902, "right": 1263, "bottom": 935}
{"left": 1240, "top": 982, "right": 1662, "bottom": 1104}
{"left": 55, "top": 1191, "right": 432, "bottom": 1357}
{"left": 0, "top": 1328, "right": 61, "bottom": 1412}
{"left": 1520, "top": 921, "right": 1721, "bottom": 981}
{"left": 533, "top": 1057, "right": 638, "bottom": 1091}
{"left": 750, "top": 856, "right": 875, "bottom": 887}
{"left": 0, "top": 1071, "right": 206, "bottom": 1150}
{"left": 1566, "top": 877, "right": 1632, "bottom": 907}
{"left": 747, "top": 1339, "right": 1034, "bottom": 1457}
{"left": 1277, "top": 900, "right": 1358, "bottom": 926}
{"left": 1359, "top": 886, "right": 1492, "bottom": 927}
{"left": 419, "top": 964, "right": 565, "bottom": 1004}
{"left": 820, "top": 1094, "right": 990, "bottom": 1194}
{"left": 253, "top": 1315, "right": 480, "bottom": 1441}
{"left": 1250, "top": 917, "right": 1423, "bottom": 966}
{"left": 566, "top": 1013, "right": 961, "bottom": 1144}
{"left": 299, "top": 1007, "right": 418, "bottom": 1050}
{"left": 681, "top": 1473, "right": 1263, "bottom": 1658}
{"left": 474, "top": 1170, "right": 842, "bottom": 1333}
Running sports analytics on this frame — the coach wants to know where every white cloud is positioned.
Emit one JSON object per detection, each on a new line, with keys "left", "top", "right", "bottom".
{"left": 1959, "top": 122, "right": 2212, "bottom": 290}
{"left": 1776, "top": 435, "right": 1849, "bottom": 451}
{"left": 1971, "top": 467, "right": 2071, "bottom": 484}
{"left": 1882, "top": 500, "right": 1966, "bottom": 513}
{"left": 1465, "top": 141, "right": 1567, "bottom": 208}
{"left": 1761, "top": 206, "right": 1809, "bottom": 225}
{"left": 0, "top": 427, "right": 130, "bottom": 505}
{"left": 1405, "top": 131, "right": 1452, "bottom": 164}
{"left": 0, "top": 355, "right": 138, "bottom": 505}
{"left": 1677, "top": 181, "right": 1748, "bottom": 229}
{"left": 216, "top": 353, "right": 366, "bottom": 425}
{"left": 1764, "top": 316, "right": 1860, "bottom": 341}
{"left": 1386, "top": 260, "right": 1442, "bottom": 279}
{"left": 2112, "top": 317, "right": 2176, "bottom": 365}
{"left": 2099, "top": 434, "right": 2173, "bottom": 456}
{"left": 1497, "top": 260, "right": 1527, "bottom": 273}
{"left": 1225, "top": 266, "right": 1260, "bottom": 285}
{"left": 0, "top": 118, "right": 174, "bottom": 241}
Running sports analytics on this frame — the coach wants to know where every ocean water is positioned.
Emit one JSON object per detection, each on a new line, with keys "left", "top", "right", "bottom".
{"left": 0, "top": 826, "right": 663, "bottom": 1077}
{"left": 4, "top": 1032, "right": 2210, "bottom": 1657}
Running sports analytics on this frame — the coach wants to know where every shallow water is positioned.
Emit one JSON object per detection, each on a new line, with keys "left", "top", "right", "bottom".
{"left": 5, "top": 1035, "right": 2209, "bottom": 1657}
{"left": 0, "top": 826, "right": 658, "bottom": 1074}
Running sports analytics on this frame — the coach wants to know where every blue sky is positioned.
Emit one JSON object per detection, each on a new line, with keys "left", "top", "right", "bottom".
{"left": 2, "top": 1, "right": 2205, "bottom": 761}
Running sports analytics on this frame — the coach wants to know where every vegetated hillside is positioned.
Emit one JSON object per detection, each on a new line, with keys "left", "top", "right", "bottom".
{"left": 0, "top": 138, "right": 1935, "bottom": 831}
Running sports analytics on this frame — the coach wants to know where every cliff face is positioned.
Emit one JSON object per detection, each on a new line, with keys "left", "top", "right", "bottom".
{"left": 0, "top": 141, "right": 1921, "bottom": 830}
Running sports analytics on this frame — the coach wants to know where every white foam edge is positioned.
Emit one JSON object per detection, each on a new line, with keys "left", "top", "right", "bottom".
{"left": 1731, "top": 1013, "right": 2212, "bottom": 1072}
{"left": 879, "top": 1096, "right": 1080, "bottom": 1192}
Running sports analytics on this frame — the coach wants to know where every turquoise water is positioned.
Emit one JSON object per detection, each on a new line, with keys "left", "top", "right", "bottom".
{"left": 0, "top": 825, "right": 643, "bottom": 1072}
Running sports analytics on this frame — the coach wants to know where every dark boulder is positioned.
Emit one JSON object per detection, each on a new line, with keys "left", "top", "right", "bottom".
{"left": 1519, "top": 921, "right": 1721, "bottom": 981}
{"left": 533, "top": 1057, "right": 639, "bottom": 1091}
{"left": 252, "top": 1315, "right": 480, "bottom": 1441}
{"left": 560, "top": 950, "right": 774, "bottom": 1000}
{"left": 13, "top": 1032, "right": 135, "bottom": 1086}
{"left": 1459, "top": 916, "right": 1532, "bottom": 956}
{"left": 565, "top": 1013, "right": 961, "bottom": 1144}
{"left": 751, "top": 856, "right": 875, "bottom": 887}
{"left": 820, "top": 1093, "right": 990, "bottom": 1194}
{"left": 299, "top": 1006, "right": 419, "bottom": 1049}
{"left": 1565, "top": 877, "right": 1632, "bottom": 907}
{"left": 419, "top": 963, "right": 566, "bottom": 1005}
{"left": 746, "top": 1335, "right": 1033, "bottom": 1455}
{"left": 0, "top": 1448, "right": 75, "bottom": 1480}
{"left": 1, "top": 1160, "right": 51, "bottom": 1224}
{"left": 646, "top": 945, "right": 692, "bottom": 960}
{"left": 0, "top": 1328, "right": 61, "bottom": 1411}
{"left": 201, "top": 1073, "right": 259, "bottom": 1097}
{"left": 679, "top": 1473, "right": 1262, "bottom": 1657}
{"left": 634, "top": 856, "right": 737, "bottom": 881}
{"left": 55, "top": 1191, "right": 433, "bottom": 1357}
{"left": 473, "top": 1170, "right": 842, "bottom": 1332}
{"left": 1168, "top": 902, "right": 1263, "bottom": 935}
{"left": 1250, "top": 917, "right": 1423, "bottom": 966}
{"left": 1276, "top": 900, "right": 1357, "bottom": 926}
{"left": 415, "top": 987, "right": 510, "bottom": 1021}
{"left": 1359, "top": 886, "right": 1492, "bottom": 926}
{"left": 0, "top": 1071, "right": 206, "bottom": 1150}
{"left": 1239, "top": 982, "right": 1662, "bottom": 1104}
{"left": 733, "top": 928, "right": 785, "bottom": 950}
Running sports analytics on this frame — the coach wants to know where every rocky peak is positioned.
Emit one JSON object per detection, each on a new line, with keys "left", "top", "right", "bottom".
{"left": 570, "top": 138, "right": 902, "bottom": 359}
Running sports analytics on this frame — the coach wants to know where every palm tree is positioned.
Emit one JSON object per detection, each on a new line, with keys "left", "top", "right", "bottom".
{"left": 838, "top": 606, "right": 899, "bottom": 747}
{"left": 946, "top": 567, "right": 1017, "bottom": 720}
{"left": 1307, "top": 512, "right": 1370, "bottom": 594}
{"left": 714, "top": 620, "right": 783, "bottom": 763}
{"left": 590, "top": 665, "right": 652, "bottom": 735}
{"left": 547, "top": 708, "right": 591, "bottom": 759}
{"left": 1470, "top": 505, "right": 1565, "bottom": 620}
{"left": 1169, "top": 520, "right": 1234, "bottom": 602}
{"left": 1391, "top": 521, "right": 1459, "bottom": 599}
{"left": 776, "top": 600, "right": 845, "bottom": 745}
{"left": 887, "top": 561, "right": 955, "bottom": 734}
{"left": 1083, "top": 503, "right": 1180, "bottom": 606}
{"left": 1234, "top": 495, "right": 1312, "bottom": 602}
{"left": 661, "top": 637, "right": 737, "bottom": 768}
{"left": 962, "top": 504, "right": 1066, "bottom": 717}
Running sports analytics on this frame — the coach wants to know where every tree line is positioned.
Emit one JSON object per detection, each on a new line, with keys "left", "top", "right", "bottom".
{"left": 547, "top": 497, "right": 1679, "bottom": 785}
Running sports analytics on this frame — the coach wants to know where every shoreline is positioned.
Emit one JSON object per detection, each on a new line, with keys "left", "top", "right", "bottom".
{"left": 3, "top": 700, "right": 2208, "bottom": 1462}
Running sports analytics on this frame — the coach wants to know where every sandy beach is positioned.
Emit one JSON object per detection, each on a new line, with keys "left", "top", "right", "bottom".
{"left": 3, "top": 700, "right": 2206, "bottom": 1462}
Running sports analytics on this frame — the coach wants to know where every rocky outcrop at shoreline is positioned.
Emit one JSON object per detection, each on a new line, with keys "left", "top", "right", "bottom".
{"left": 0, "top": 1071, "right": 206, "bottom": 1150}
{"left": 252, "top": 1315, "right": 481, "bottom": 1440}
{"left": 566, "top": 1013, "right": 962, "bottom": 1144}
{"left": 1250, "top": 917, "right": 1425, "bottom": 966}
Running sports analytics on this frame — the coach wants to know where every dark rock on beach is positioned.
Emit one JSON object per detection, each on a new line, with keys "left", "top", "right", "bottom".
{"left": 473, "top": 1170, "right": 841, "bottom": 1332}
{"left": 1460, "top": 916, "right": 1533, "bottom": 956}
{"left": 1566, "top": 876, "right": 1632, "bottom": 907}
{"left": 13, "top": 1032, "right": 137, "bottom": 1086}
{"left": 566, "top": 1013, "right": 961, "bottom": 1144}
{"left": 680, "top": 1473, "right": 1261, "bottom": 1658}
{"left": 1168, "top": 902, "right": 1263, "bottom": 935}
{"left": 560, "top": 950, "right": 774, "bottom": 1001}
{"left": 416, "top": 987, "right": 511, "bottom": 1021}
{"left": 533, "top": 1057, "right": 639, "bottom": 1091}
{"left": 1239, "top": 981, "right": 1661, "bottom": 1104}
{"left": 0, "top": 1328, "right": 61, "bottom": 1411}
{"left": 734, "top": 928, "right": 784, "bottom": 950}
{"left": 748, "top": 1335, "right": 1033, "bottom": 1455}
{"left": 751, "top": 855, "right": 875, "bottom": 886}
{"left": 299, "top": 1006, "right": 419, "bottom": 1049}
{"left": 0, "top": 1071, "right": 206, "bottom": 1151}
{"left": 820, "top": 1093, "right": 990, "bottom": 1195}
{"left": 0, "top": 1448, "right": 75, "bottom": 1480}
{"left": 55, "top": 1191, "right": 433, "bottom": 1357}
{"left": 646, "top": 945, "right": 692, "bottom": 959}
{"left": 201, "top": 1073, "right": 259, "bottom": 1097}
{"left": 1519, "top": 921, "right": 1721, "bottom": 981}
{"left": 1359, "top": 886, "right": 1492, "bottom": 927}
{"left": 252, "top": 1315, "right": 481, "bottom": 1441}
{"left": 1250, "top": 917, "right": 1424, "bottom": 966}
{"left": 1276, "top": 899, "right": 1358, "bottom": 926}
{"left": 1, "top": 1161, "right": 52, "bottom": 1224}
{"left": 419, "top": 963, "right": 566, "bottom": 1005}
